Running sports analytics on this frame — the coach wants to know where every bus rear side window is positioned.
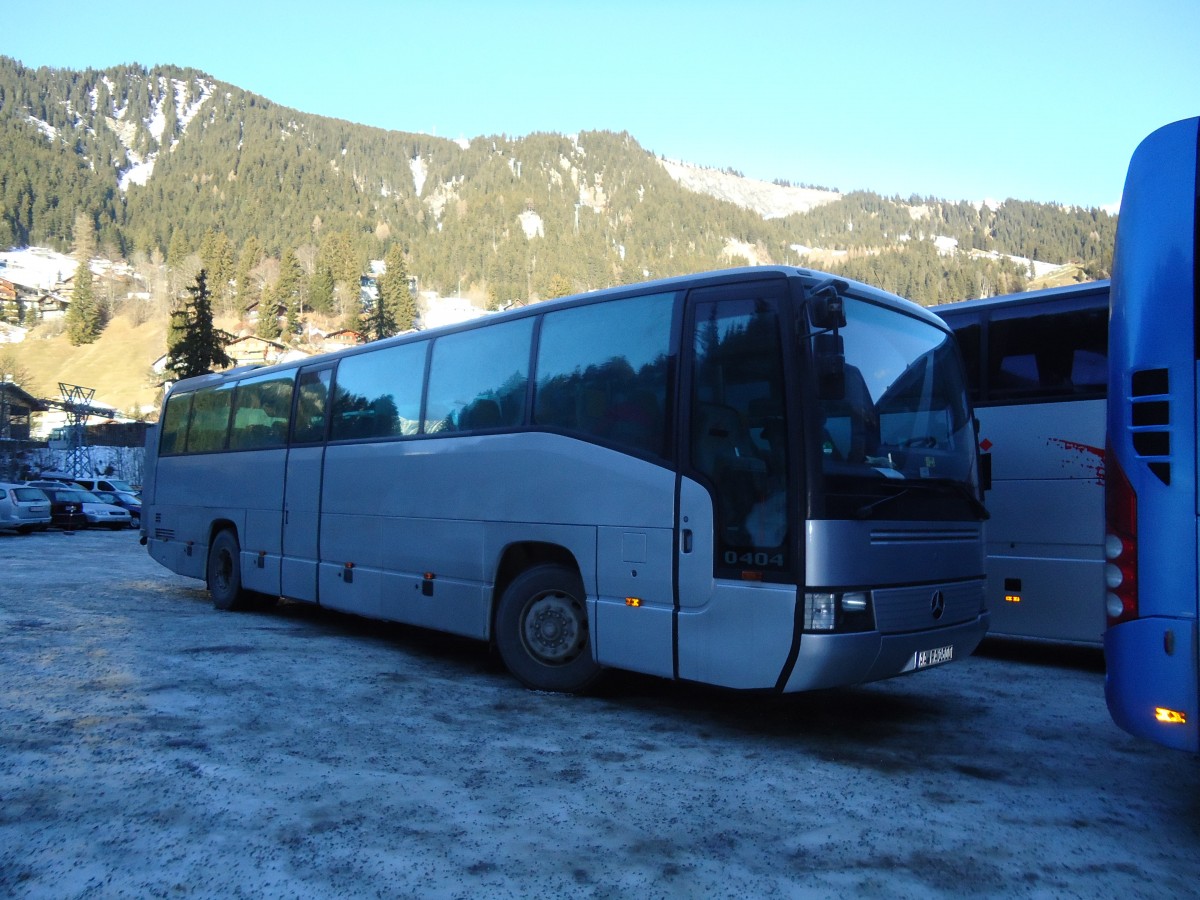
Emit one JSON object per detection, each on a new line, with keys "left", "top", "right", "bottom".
{"left": 159, "top": 392, "right": 192, "bottom": 456}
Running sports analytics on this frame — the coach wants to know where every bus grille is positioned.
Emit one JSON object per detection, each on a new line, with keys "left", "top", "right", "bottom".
{"left": 869, "top": 527, "right": 979, "bottom": 545}
{"left": 873, "top": 581, "right": 982, "bottom": 634}
{"left": 155, "top": 528, "right": 176, "bottom": 541}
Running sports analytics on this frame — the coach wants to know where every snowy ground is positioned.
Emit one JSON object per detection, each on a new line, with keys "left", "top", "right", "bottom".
{"left": 1, "top": 528, "right": 1198, "bottom": 898}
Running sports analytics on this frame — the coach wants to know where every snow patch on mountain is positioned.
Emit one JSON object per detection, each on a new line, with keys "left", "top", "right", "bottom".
{"left": 660, "top": 159, "right": 841, "bottom": 219}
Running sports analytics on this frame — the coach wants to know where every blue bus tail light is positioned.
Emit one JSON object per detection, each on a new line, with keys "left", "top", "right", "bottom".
{"left": 1104, "top": 448, "right": 1138, "bottom": 626}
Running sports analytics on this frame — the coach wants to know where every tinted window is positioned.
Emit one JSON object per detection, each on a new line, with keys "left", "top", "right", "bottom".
{"left": 331, "top": 342, "right": 427, "bottom": 440}
{"left": 228, "top": 373, "right": 295, "bottom": 450}
{"left": 945, "top": 317, "right": 982, "bottom": 402}
{"left": 185, "top": 385, "right": 234, "bottom": 453}
{"left": 160, "top": 392, "right": 192, "bottom": 456}
{"left": 426, "top": 318, "right": 533, "bottom": 432}
{"left": 690, "top": 293, "right": 791, "bottom": 571}
{"left": 292, "top": 368, "right": 332, "bottom": 444}
{"left": 534, "top": 292, "right": 675, "bottom": 457}
{"left": 987, "top": 305, "right": 1107, "bottom": 402}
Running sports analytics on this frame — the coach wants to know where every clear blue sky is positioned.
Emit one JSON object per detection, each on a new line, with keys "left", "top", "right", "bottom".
{"left": 6, "top": 0, "right": 1198, "bottom": 209}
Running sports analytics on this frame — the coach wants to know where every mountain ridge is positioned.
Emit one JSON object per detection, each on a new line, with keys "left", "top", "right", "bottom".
{"left": 0, "top": 57, "right": 1117, "bottom": 414}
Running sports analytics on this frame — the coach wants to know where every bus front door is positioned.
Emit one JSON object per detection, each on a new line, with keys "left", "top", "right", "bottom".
{"left": 281, "top": 365, "right": 333, "bottom": 603}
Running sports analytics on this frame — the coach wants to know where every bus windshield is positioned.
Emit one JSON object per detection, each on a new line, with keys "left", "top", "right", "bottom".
{"left": 818, "top": 296, "right": 978, "bottom": 520}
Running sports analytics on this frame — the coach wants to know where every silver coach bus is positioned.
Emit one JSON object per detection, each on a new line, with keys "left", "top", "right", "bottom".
{"left": 142, "top": 266, "right": 989, "bottom": 693}
{"left": 936, "top": 281, "right": 1108, "bottom": 645}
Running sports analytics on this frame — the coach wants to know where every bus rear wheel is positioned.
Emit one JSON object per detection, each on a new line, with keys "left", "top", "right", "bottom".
{"left": 496, "top": 563, "right": 601, "bottom": 693}
{"left": 207, "top": 529, "right": 250, "bottom": 611}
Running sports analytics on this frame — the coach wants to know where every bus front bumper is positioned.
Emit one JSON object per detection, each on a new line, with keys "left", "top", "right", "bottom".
{"left": 781, "top": 613, "right": 989, "bottom": 693}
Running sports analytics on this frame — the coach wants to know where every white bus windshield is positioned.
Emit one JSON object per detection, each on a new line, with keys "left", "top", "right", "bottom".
{"left": 819, "top": 297, "right": 977, "bottom": 519}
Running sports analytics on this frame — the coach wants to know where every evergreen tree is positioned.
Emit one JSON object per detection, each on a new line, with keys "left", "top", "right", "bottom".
{"left": 65, "top": 259, "right": 102, "bottom": 345}
{"left": 377, "top": 244, "right": 416, "bottom": 334}
{"left": 276, "top": 249, "right": 306, "bottom": 339}
{"left": 166, "top": 269, "right": 233, "bottom": 379}
{"left": 362, "top": 291, "right": 397, "bottom": 342}
{"left": 200, "top": 229, "right": 235, "bottom": 311}
{"left": 65, "top": 212, "right": 102, "bottom": 345}
{"left": 234, "top": 236, "right": 264, "bottom": 319}
{"left": 309, "top": 264, "right": 335, "bottom": 315}
{"left": 256, "top": 294, "right": 283, "bottom": 340}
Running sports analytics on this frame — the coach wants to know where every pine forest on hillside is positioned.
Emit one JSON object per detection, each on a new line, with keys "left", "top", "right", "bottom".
{"left": 0, "top": 56, "right": 1116, "bottom": 341}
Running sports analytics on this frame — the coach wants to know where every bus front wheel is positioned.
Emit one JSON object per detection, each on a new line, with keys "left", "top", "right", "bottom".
{"left": 207, "top": 529, "right": 249, "bottom": 611}
{"left": 496, "top": 564, "right": 601, "bottom": 693}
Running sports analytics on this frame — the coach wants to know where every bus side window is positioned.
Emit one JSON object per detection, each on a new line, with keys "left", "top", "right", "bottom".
{"left": 988, "top": 305, "right": 1108, "bottom": 402}
{"left": 185, "top": 385, "right": 234, "bottom": 453}
{"left": 426, "top": 318, "right": 533, "bottom": 433}
{"left": 534, "top": 291, "right": 675, "bottom": 458}
{"left": 292, "top": 369, "right": 332, "bottom": 443}
{"left": 160, "top": 392, "right": 192, "bottom": 456}
{"left": 330, "top": 342, "right": 425, "bottom": 440}
{"left": 948, "top": 319, "right": 982, "bottom": 403}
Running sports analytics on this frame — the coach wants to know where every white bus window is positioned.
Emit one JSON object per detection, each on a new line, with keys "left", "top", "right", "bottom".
{"left": 292, "top": 368, "right": 332, "bottom": 444}
{"left": 331, "top": 342, "right": 426, "bottom": 440}
{"left": 988, "top": 307, "right": 1107, "bottom": 402}
{"left": 534, "top": 292, "right": 675, "bottom": 458}
{"left": 229, "top": 373, "right": 295, "bottom": 450}
{"left": 160, "top": 392, "right": 192, "bottom": 456}
{"left": 426, "top": 318, "right": 533, "bottom": 433}
{"left": 185, "top": 385, "right": 234, "bottom": 453}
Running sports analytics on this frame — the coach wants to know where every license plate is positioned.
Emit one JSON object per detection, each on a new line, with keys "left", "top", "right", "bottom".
{"left": 917, "top": 645, "right": 954, "bottom": 669}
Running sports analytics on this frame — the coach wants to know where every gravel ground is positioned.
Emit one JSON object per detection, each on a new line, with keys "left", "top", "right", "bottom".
{"left": 1, "top": 527, "right": 1198, "bottom": 899}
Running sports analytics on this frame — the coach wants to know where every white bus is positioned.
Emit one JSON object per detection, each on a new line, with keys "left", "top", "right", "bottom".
{"left": 935, "top": 280, "right": 1109, "bottom": 644}
{"left": 142, "top": 266, "right": 989, "bottom": 693}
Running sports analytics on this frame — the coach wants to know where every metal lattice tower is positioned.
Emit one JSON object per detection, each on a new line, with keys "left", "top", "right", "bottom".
{"left": 58, "top": 382, "right": 98, "bottom": 479}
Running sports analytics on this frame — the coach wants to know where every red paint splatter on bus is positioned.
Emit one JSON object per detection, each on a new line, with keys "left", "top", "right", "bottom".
{"left": 1047, "top": 438, "right": 1105, "bottom": 485}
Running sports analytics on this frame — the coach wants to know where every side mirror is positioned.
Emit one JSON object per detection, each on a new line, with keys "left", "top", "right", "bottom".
{"left": 814, "top": 332, "right": 846, "bottom": 400}
{"left": 809, "top": 284, "right": 847, "bottom": 330}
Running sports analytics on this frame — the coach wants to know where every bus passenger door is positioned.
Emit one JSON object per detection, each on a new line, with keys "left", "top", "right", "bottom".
{"left": 281, "top": 365, "right": 332, "bottom": 603}
{"left": 675, "top": 283, "right": 802, "bottom": 689}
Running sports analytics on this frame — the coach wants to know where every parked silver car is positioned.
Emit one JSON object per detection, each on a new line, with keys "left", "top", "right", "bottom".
{"left": 0, "top": 483, "right": 52, "bottom": 533}
{"left": 91, "top": 490, "right": 142, "bottom": 528}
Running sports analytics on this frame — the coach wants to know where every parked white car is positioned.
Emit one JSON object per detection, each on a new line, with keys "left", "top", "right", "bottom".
{"left": 73, "top": 477, "right": 140, "bottom": 496}
{"left": 0, "top": 483, "right": 52, "bottom": 533}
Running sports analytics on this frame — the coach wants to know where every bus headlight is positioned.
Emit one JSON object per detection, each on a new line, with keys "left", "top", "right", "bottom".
{"left": 804, "top": 592, "right": 837, "bottom": 630}
{"left": 803, "top": 591, "right": 874, "bottom": 633}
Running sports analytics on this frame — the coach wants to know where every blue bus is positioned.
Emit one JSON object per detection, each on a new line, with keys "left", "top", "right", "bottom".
{"left": 142, "top": 266, "right": 989, "bottom": 694}
{"left": 1106, "top": 117, "right": 1200, "bottom": 752}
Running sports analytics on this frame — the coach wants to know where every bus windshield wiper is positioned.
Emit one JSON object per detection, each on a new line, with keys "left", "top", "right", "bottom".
{"left": 855, "top": 488, "right": 912, "bottom": 519}
{"left": 912, "top": 478, "right": 990, "bottom": 519}
{"left": 854, "top": 480, "right": 989, "bottom": 520}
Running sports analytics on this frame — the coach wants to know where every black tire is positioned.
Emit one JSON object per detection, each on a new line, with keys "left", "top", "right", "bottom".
{"left": 495, "top": 563, "right": 602, "bottom": 693}
{"left": 207, "top": 529, "right": 249, "bottom": 611}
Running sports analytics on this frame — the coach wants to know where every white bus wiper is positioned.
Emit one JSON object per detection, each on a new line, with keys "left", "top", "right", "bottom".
{"left": 854, "top": 480, "right": 988, "bottom": 520}
{"left": 913, "top": 478, "right": 990, "bottom": 519}
{"left": 854, "top": 488, "right": 912, "bottom": 519}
